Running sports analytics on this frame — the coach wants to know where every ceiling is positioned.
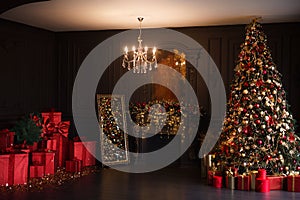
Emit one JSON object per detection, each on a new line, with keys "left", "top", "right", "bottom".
{"left": 1, "top": 0, "right": 300, "bottom": 32}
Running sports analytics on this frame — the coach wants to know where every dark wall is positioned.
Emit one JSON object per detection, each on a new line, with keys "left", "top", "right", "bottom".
{"left": 0, "top": 19, "right": 57, "bottom": 128}
{"left": 56, "top": 22, "right": 300, "bottom": 132}
{"left": 1, "top": 19, "right": 300, "bottom": 133}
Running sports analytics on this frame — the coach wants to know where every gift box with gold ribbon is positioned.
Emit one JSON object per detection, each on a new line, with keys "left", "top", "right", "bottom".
{"left": 237, "top": 174, "right": 251, "bottom": 191}
{"left": 287, "top": 175, "right": 300, "bottom": 192}
{"left": 267, "top": 175, "right": 287, "bottom": 190}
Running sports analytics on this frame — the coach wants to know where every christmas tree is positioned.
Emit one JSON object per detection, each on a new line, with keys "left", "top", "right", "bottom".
{"left": 212, "top": 19, "right": 300, "bottom": 175}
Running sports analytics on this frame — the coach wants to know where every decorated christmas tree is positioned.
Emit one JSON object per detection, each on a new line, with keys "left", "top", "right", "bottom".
{"left": 212, "top": 19, "right": 300, "bottom": 175}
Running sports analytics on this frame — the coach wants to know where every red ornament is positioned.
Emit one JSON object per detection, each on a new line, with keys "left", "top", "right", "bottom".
{"left": 279, "top": 167, "right": 284, "bottom": 172}
{"left": 244, "top": 82, "right": 249, "bottom": 87}
{"left": 257, "top": 139, "right": 263, "bottom": 145}
{"left": 255, "top": 119, "right": 261, "bottom": 124}
{"left": 263, "top": 70, "right": 267, "bottom": 74}
{"left": 256, "top": 79, "right": 263, "bottom": 87}
{"left": 267, "top": 155, "right": 272, "bottom": 160}
{"left": 254, "top": 114, "right": 259, "bottom": 118}
{"left": 289, "top": 133, "right": 295, "bottom": 142}
{"left": 255, "top": 104, "right": 260, "bottom": 108}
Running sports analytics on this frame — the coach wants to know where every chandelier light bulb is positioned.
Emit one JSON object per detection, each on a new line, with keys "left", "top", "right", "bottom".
{"left": 122, "top": 17, "right": 158, "bottom": 73}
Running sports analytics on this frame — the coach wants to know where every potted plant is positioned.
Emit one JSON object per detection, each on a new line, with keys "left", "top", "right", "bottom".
{"left": 11, "top": 112, "right": 43, "bottom": 151}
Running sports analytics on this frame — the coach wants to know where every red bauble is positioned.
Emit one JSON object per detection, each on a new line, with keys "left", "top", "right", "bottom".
{"left": 279, "top": 167, "right": 284, "bottom": 172}
{"left": 244, "top": 82, "right": 249, "bottom": 87}
{"left": 257, "top": 139, "right": 263, "bottom": 145}
{"left": 289, "top": 133, "right": 295, "bottom": 142}
{"left": 254, "top": 114, "right": 259, "bottom": 118}
{"left": 256, "top": 79, "right": 263, "bottom": 87}
{"left": 255, "top": 119, "right": 261, "bottom": 124}
{"left": 267, "top": 155, "right": 272, "bottom": 160}
{"left": 263, "top": 70, "right": 267, "bottom": 74}
{"left": 255, "top": 104, "right": 260, "bottom": 108}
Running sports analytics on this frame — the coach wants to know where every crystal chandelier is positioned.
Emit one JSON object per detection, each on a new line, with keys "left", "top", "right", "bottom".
{"left": 122, "top": 17, "right": 157, "bottom": 73}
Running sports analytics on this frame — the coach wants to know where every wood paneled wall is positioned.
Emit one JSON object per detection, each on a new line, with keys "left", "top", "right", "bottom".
{"left": 0, "top": 19, "right": 57, "bottom": 128}
{"left": 1, "top": 19, "right": 300, "bottom": 133}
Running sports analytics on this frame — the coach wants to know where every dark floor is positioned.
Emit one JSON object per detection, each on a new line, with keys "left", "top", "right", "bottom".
{"left": 1, "top": 166, "right": 300, "bottom": 200}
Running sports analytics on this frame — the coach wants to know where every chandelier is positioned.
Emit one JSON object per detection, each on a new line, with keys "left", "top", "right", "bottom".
{"left": 122, "top": 17, "right": 157, "bottom": 73}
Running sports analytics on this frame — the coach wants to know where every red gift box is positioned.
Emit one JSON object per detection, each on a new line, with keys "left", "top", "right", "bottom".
{"left": 65, "top": 159, "right": 82, "bottom": 173}
{"left": 30, "top": 165, "right": 45, "bottom": 178}
{"left": 31, "top": 151, "right": 56, "bottom": 175}
{"left": 52, "top": 133, "right": 69, "bottom": 167}
{"left": 267, "top": 175, "right": 287, "bottom": 190}
{"left": 213, "top": 176, "right": 223, "bottom": 188}
{"left": 287, "top": 175, "right": 300, "bottom": 192}
{"left": 0, "top": 153, "right": 29, "bottom": 185}
{"left": 207, "top": 170, "right": 222, "bottom": 185}
{"left": 41, "top": 112, "right": 62, "bottom": 125}
{"left": 46, "top": 139, "right": 58, "bottom": 151}
{"left": 257, "top": 169, "right": 267, "bottom": 179}
{"left": 70, "top": 141, "right": 96, "bottom": 167}
{"left": 56, "top": 121, "right": 70, "bottom": 136}
{"left": 0, "top": 129, "right": 15, "bottom": 150}
{"left": 256, "top": 178, "right": 270, "bottom": 192}
{"left": 237, "top": 175, "right": 251, "bottom": 191}
{"left": 41, "top": 112, "right": 62, "bottom": 134}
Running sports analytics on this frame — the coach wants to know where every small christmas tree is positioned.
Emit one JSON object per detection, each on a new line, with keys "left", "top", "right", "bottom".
{"left": 212, "top": 18, "right": 300, "bottom": 175}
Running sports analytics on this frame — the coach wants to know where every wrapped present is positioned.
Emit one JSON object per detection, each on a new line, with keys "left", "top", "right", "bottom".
{"left": 207, "top": 170, "right": 222, "bottom": 185}
{"left": 46, "top": 139, "right": 58, "bottom": 151}
{"left": 287, "top": 175, "right": 300, "bottom": 192}
{"left": 257, "top": 169, "right": 267, "bottom": 179}
{"left": 44, "top": 152, "right": 56, "bottom": 175}
{"left": 28, "top": 142, "right": 38, "bottom": 152}
{"left": 56, "top": 121, "right": 70, "bottom": 136}
{"left": 52, "top": 133, "right": 69, "bottom": 167}
{"left": 0, "top": 129, "right": 15, "bottom": 150}
{"left": 31, "top": 151, "right": 56, "bottom": 175}
{"left": 70, "top": 141, "right": 96, "bottom": 167}
{"left": 237, "top": 175, "right": 251, "bottom": 191}
{"left": 30, "top": 165, "right": 44, "bottom": 178}
{"left": 37, "top": 139, "right": 47, "bottom": 150}
{"left": 267, "top": 175, "right": 287, "bottom": 190}
{"left": 0, "top": 153, "right": 29, "bottom": 185}
{"left": 225, "top": 175, "right": 236, "bottom": 189}
{"left": 250, "top": 170, "right": 258, "bottom": 190}
{"left": 41, "top": 112, "right": 62, "bottom": 134}
{"left": 41, "top": 112, "right": 62, "bottom": 125}
{"left": 213, "top": 176, "right": 222, "bottom": 188}
{"left": 225, "top": 167, "right": 237, "bottom": 189}
{"left": 65, "top": 159, "right": 82, "bottom": 173}
{"left": 256, "top": 178, "right": 270, "bottom": 193}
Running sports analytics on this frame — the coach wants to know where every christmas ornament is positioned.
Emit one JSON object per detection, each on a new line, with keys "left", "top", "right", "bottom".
{"left": 210, "top": 18, "right": 300, "bottom": 175}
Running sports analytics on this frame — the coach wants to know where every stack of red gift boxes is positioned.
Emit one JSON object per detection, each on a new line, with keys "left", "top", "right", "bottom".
{"left": 0, "top": 111, "right": 97, "bottom": 186}
{"left": 206, "top": 154, "right": 300, "bottom": 192}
